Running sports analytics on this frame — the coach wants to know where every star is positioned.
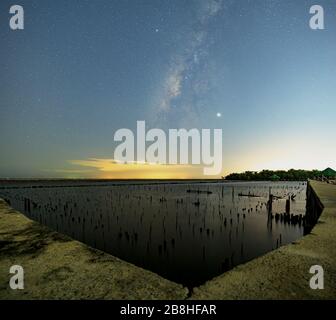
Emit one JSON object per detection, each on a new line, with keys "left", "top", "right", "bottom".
{"left": 216, "top": 112, "right": 222, "bottom": 118}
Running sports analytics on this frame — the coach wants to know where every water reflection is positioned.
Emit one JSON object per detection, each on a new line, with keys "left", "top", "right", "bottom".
{"left": 0, "top": 181, "right": 307, "bottom": 287}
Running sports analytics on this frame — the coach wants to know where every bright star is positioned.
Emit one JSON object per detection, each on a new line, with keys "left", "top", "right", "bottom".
{"left": 216, "top": 112, "right": 222, "bottom": 118}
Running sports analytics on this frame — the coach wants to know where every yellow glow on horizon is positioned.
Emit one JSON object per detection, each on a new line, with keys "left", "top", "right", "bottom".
{"left": 68, "top": 158, "right": 206, "bottom": 179}
{"left": 64, "top": 133, "right": 336, "bottom": 180}
{"left": 224, "top": 136, "right": 336, "bottom": 174}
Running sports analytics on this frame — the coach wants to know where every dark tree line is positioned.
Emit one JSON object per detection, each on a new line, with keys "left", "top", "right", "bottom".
{"left": 224, "top": 169, "right": 322, "bottom": 181}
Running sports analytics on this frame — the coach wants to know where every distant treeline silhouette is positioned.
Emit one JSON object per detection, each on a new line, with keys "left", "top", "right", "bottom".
{"left": 224, "top": 169, "right": 321, "bottom": 181}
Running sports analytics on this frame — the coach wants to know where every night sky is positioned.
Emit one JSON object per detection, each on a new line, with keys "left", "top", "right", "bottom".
{"left": 0, "top": 0, "right": 335, "bottom": 178}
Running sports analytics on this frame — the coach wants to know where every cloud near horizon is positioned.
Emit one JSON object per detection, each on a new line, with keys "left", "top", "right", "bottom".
{"left": 67, "top": 158, "right": 207, "bottom": 179}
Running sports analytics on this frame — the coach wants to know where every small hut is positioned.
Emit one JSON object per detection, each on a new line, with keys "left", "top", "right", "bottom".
{"left": 321, "top": 167, "right": 336, "bottom": 179}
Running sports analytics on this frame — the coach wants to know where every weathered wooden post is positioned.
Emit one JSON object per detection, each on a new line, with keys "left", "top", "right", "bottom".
{"left": 286, "top": 196, "right": 290, "bottom": 214}
{"left": 268, "top": 193, "right": 273, "bottom": 215}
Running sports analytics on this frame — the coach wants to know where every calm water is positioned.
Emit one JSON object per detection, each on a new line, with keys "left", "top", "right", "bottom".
{"left": 0, "top": 181, "right": 307, "bottom": 287}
